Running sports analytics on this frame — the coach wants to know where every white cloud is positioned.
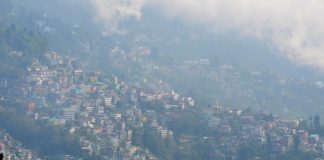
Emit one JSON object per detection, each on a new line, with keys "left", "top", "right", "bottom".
{"left": 88, "top": 0, "right": 146, "bottom": 35}
{"left": 90, "top": 0, "right": 324, "bottom": 70}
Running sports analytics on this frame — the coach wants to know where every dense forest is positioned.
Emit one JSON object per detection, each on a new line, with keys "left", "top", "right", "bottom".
{"left": 0, "top": 108, "right": 81, "bottom": 156}
{"left": 0, "top": 25, "right": 47, "bottom": 78}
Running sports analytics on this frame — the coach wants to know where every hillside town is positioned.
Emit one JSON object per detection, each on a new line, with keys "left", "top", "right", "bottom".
{"left": 0, "top": 49, "right": 323, "bottom": 160}
{"left": 20, "top": 51, "right": 324, "bottom": 159}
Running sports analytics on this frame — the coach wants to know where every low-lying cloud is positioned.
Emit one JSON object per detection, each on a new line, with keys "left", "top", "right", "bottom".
{"left": 88, "top": 0, "right": 145, "bottom": 35}
{"left": 89, "top": 0, "right": 324, "bottom": 70}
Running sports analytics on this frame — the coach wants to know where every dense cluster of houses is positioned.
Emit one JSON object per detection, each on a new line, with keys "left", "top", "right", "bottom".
{"left": 22, "top": 51, "right": 195, "bottom": 159}
{"left": 201, "top": 105, "right": 324, "bottom": 159}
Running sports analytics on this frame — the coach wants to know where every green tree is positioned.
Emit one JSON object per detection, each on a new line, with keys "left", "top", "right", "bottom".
{"left": 293, "top": 134, "right": 300, "bottom": 152}
{"left": 314, "top": 115, "right": 320, "bottom": 134}
{"left": 237, "top": 144, "right": 257, "bottom": 160}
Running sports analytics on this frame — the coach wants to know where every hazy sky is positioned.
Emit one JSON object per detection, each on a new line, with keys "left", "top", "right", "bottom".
{"left": 89, "top": 0, "right": 324, "bottom": 70}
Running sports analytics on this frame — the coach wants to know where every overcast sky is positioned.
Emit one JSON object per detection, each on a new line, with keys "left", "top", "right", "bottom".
{"left": 88, "top": 0, "right": 324, "bottom": 71}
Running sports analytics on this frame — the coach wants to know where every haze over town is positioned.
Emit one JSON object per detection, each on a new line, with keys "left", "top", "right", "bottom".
{"left": 1, "top": 0, "right": 324, "bottom": 159}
